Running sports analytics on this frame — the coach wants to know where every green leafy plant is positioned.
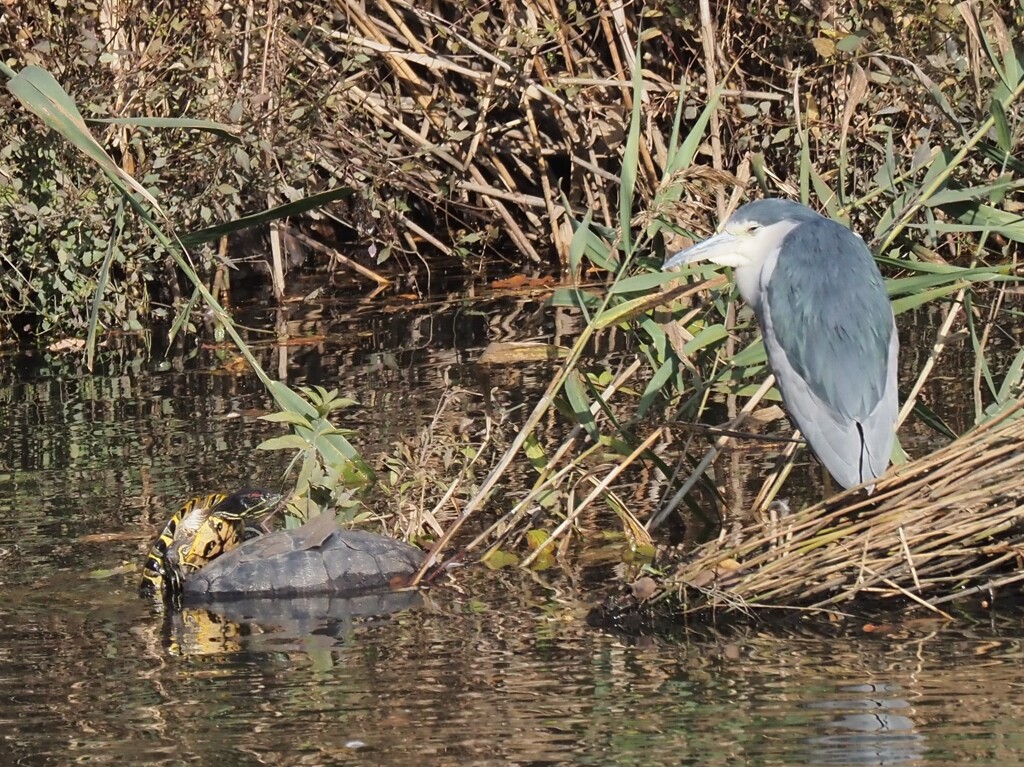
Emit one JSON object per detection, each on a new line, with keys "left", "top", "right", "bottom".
{"left": 258, "top": 384, "right": 374, "bottom": 524}
{"left": 1, "top": 62, "right": 374, "bottom": 515}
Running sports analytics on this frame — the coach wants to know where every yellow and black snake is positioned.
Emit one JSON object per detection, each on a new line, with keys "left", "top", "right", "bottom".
{"left": 139, "top": 489, "right": 282, "bottom": 598}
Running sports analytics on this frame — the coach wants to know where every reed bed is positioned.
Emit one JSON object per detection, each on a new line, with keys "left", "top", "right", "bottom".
{"left": 304, "top": 0, "right": 672, "bottom": 267}
{"left": 5, "top": 2, "right": 1022, "bottom": 595}
{"left": 664, "top": 398, "right": 1024, "bottom": 617}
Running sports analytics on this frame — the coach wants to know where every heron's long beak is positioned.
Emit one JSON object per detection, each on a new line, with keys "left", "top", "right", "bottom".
{"left": 663, "top": 231, "right": 741, "bottom": 270}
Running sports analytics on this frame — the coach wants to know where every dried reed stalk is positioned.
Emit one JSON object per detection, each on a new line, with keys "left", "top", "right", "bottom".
{"left": 665, "top": 397, "right": 1024, "bottom": 615}
{"left": 290, "top": 0, "right": 683, "bottom": 265}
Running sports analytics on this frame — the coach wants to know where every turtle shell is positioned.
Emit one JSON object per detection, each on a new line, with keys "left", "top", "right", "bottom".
{"left": 181, "top": 510, "right": 424, "bottom": 600}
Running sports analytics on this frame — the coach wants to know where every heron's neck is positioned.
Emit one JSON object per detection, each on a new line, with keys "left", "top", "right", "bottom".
{"left": 734, "top": 264, "right": 764, "bottom": 311}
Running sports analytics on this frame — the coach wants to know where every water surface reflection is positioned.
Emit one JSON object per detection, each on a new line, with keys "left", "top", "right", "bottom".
{"left": 1, "top": 292, "right": 1021, "bottom": 765}
{"left": 5, "top": 572, "right": 1024, "bottom": 765}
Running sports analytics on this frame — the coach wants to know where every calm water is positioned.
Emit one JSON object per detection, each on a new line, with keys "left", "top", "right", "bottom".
{"left": 6, "top": 570, "right": 1024, "bottom": 766}
{"left": 1, "top": 294, "right": 1021, "bottom": 766}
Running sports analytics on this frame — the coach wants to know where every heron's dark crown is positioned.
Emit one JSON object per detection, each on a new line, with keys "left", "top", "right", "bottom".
{"left": 731, "top": 199, "right": 824, "bottom": 228}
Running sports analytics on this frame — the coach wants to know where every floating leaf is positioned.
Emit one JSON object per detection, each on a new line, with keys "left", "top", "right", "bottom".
{"left": 477, "top": 342, "right": 570, "bottom": 364}
{"left": 526, "top": 529, "right": 550, "bottom": 550}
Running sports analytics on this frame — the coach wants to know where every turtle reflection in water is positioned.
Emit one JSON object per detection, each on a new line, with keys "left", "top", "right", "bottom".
{"left": 140, "top": 489, "right": 425, "bottom": 604}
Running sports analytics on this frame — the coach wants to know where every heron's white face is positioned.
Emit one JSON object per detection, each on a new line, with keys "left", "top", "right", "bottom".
{"left": 664, "top": 217, "right": 800, "bottom": 306}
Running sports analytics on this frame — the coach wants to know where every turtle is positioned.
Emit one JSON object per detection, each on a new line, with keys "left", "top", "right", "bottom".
{"left": 139, "top": 489, "right": 282, "bottom": 598}
{"left": 180, "top": 508, "right": 426, "bottom": 601}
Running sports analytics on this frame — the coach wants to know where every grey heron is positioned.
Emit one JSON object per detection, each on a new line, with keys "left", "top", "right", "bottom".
{"left": 664, "top": 199, "right": 898, "bottom": 491}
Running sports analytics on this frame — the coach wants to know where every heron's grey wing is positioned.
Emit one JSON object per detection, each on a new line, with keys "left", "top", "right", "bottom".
{"left": 759, "top": 311, "right": 898, "bottom": 488}
{"left": 863, "top": 330, "right": 899, "bottom": 480}
{"left": 758, "top": 218, "right": 898, "bottom": 487}
{"left": 765, "top": 219, "right": 892, "bottom": 418}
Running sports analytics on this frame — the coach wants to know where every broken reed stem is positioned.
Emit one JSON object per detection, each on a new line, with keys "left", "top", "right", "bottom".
{"left": 898, "top": 288, "right": 964, "bottom": 428}
{"left": 521, "top": 427, "right": 661, "bottom": 568}
{"left": 650, "top": 374, "right": 775, "bottom": 531}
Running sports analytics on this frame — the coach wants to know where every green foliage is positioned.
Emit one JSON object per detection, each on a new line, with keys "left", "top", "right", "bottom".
{"left": 258, "top": 385, "right": 374, "bottom": 524}
{"left": 550, "top": 81, "right": 732, "bottom": 425}
{"left": 0, "top": 3, "right": 348, "bottom": 342}
{"left": 0, "top": 131, "right": 148, "bottom": 336}
{"left": 2, "top": 57, "right": 376, "bottom": 518}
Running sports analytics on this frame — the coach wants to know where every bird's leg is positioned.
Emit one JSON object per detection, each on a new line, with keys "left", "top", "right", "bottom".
{"left": 821, "top": 466, "right": 835, "bottom": 498}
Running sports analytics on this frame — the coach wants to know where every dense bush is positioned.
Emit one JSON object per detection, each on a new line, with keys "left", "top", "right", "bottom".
{"left": 1, "top": 1, "right": 1019, "bottom": 343}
